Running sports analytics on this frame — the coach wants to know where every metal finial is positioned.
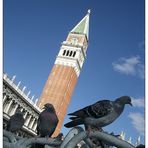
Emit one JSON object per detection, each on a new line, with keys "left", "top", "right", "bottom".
{"left": 128, "top": 137, "right": 132, "bottom": 144}
{"left": 12, "top": 75, "right": 16, "bottom": 82}
{"left": 31, "top": 95, "right": 35, "bottom": 101}
{"left": 17, "top": 81, "right": 21, "bottom": 87}
{"left": 3, "top": 73, "right": 8, "bottom": 79}
{"left": 138, "top": 136, "right": 141, "bottom": 141}
{"left": 34, "top": 98, "right": 38, "bottom": 105}
{"left": 22, "top": 86, "right": 26, "bottom": 92}
{"left": 87, "top": 9, "right": 91, "bottom": 14}
{"left": 136, "top": 136, "right": 141, "bottom": 146}
{"left": 27, "top": 91, "right": 31, "bottom": 97}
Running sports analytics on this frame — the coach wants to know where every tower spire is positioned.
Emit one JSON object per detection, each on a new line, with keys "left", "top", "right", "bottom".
{"left": 70, "top": 9, "right": 90, "bottom": 40}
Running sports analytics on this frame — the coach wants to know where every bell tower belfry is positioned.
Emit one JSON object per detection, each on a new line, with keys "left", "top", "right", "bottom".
{"left": 37, "top": 10, "right": 90, "bottom": 136}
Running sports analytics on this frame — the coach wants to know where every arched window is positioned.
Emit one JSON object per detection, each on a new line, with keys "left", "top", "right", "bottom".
{"left": 66, "top": 50, "right": 70, "bottom": 56}
{"left": 69, "top": 51, "right": 73, "bottom": 57}
{"left": 63, "top": 50, "right": 66, "bottom": 56}
{"left": 73, "top": 51, "right": 76, "bottom": 57}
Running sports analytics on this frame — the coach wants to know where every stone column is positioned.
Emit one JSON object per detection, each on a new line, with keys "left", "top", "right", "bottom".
{"left": 3, "top": 95, "right": 7, "bottom": 103}
{"left": 20, "top": 107, "right": 24, "bottom": 112}
{"left": 4, "top": 99, "right": 13, "bottom": 114}
{"left": 32, "top": 121, "right": 37, "bottom": 131}
{"left": 3, "top": 101, "right": 9, "bottom": 112}
{"left": 29, "top": 117, "right": 36, "bottom": 129}
{"left": 10, "top": 103, "right": 18, "bottom": 116}
{"left": 24, "top": 114, "right": 32, "bottom": 127}
{"left": 23, "top": 111, "right": 28, "bottom": 119}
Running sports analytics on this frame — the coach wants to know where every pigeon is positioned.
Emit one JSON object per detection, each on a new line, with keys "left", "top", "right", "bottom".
{"left": 64, "top": 96, "right": 132, "bottom": 131}
{"left": 7, "top": 108, "right": 25, "bottom": 133}
{"left": 37, "top": 103, "right": 59, "bottom": 138}
{"left": 136, "top": 144, "right": 145, "bottom": 148}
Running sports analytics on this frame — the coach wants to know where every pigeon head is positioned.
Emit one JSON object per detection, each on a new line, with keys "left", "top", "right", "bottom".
{"left": 115, "top": 96, "right": 132, "bottom": 106}
{"left": 43, "top": 103, "right": 56, "bottom": 112}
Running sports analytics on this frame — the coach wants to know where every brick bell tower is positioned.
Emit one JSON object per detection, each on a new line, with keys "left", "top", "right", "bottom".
{"left": 37, "top": 10, "right": 90, "bottom": 136}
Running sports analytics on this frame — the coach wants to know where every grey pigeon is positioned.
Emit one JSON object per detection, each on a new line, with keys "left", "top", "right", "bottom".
{"left": 64, "top": 96, "right": 132, "bottom": 130}
{"left": 7, "top": 108, "right": 25, "bottom": 133}
{"left": 37, "top": 103, "right": 59, "bottom": 137}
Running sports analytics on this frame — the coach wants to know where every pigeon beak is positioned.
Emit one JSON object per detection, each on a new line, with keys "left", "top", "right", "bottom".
{"left": 129, "top": 102, "right": 133, "bottom": 106}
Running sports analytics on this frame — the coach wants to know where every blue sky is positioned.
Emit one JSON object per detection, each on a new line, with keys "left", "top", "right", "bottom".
{"left": 4, "top": 0, "right": 145, "bottom": 145}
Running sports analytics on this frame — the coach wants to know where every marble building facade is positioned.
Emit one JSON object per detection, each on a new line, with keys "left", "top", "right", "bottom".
{"left": 3, "top": 73, "right": 41, "bottom": 137}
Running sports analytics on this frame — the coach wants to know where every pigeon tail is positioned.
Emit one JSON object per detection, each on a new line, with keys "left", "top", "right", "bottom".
{"left": 69, "top": 116, "right": 78, "bottom": 120}
{"left": 68, "top": 112, "right": 80, "bottom": 116}
{"left": 68, "top": 107, "right": 88, "bottom": 117}
{"left": 64, "top": 118, "right": 83, "bottom": 128}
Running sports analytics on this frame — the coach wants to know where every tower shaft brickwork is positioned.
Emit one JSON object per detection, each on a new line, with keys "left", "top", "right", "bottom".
{"left": 38, "top": 65, "right": 77, "bottom": 135}
{"left": 37, "top": 10, "right": 90, "bottom": 136}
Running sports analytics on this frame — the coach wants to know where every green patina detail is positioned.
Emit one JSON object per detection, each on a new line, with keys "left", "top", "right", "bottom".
{"left": 72, "top": 18, "right": 86, "bottom": 34}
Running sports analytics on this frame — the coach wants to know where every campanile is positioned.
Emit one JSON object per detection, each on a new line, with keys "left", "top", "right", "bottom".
{"left": 37, "top": 10, "right": 90, "bottom": 136}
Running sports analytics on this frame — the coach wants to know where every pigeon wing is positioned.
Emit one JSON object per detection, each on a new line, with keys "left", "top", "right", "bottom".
{"left": 14, "top": 115, "right": 25, "bottom": 128}
{"left": 68, "top": 106, "right": 90, "bottom": 118}
{"left": 65, "top": 100, "right": 114, "bottom": 128}
{"left": 7, "top": 114, "right": 24, "bottom": 131}
{"left": 90, "top": 100, "right": 113, "bottom": 118}
{"left": 68, "top": 100, "right": 113, "bottom": 118}
{"left": 64, "top": 117, "right": 84, "bottom": 128}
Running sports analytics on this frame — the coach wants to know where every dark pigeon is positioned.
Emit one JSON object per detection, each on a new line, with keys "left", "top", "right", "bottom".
{"left": 64, "top": 96, "right": 132, "bottom": 130}
{"left": 7, "top": 108, "right": 25, "bottom": 133}
{"left": 136, "top": 144, "right": 145, "bottom": 148}
{"left": 37, "top": 103, "right": 59, "bottom": 138}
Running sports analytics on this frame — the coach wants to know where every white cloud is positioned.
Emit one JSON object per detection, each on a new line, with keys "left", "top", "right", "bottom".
{"left": 128, "top": 112, "right": 145, "bottom": 136}
{"left": 112, "top": 56, "right": 144, "bottom": 79}
{"left": 131, "top": 97, "right": 145, "bottom": 108}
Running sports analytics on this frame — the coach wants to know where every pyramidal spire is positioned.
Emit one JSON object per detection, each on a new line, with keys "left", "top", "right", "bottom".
{"left": 70, "top": 9, "right": 91, "bottom": 40}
